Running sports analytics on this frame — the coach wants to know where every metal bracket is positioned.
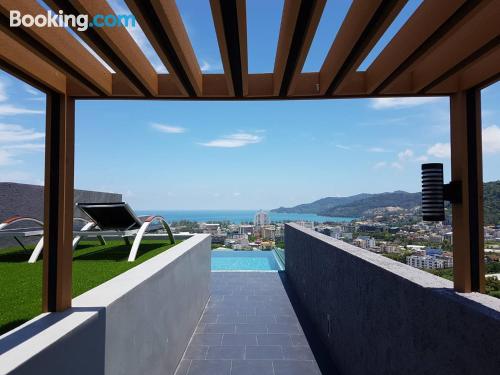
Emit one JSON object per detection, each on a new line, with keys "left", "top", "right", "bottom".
{"left": 444, "top": 181, "right": 462, "bottom": 204}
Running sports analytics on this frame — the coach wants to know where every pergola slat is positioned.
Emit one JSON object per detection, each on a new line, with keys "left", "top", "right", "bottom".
{"left": 0, "top": 29, "right": 66, "bottom": 94}
{"left": 210, "top": 0, "right": 248, "bottom": 97}
{"left": 0, "top": 1, "right": 112, "bottom": 96}
{"left": 430, "top": 46, "right": 500, "bottom": 94}
{"left": 319, "top": 0, "right": 407, "bottom": 96}
{"left": 44, "top": 0, "right": 158, "bottom": 97}
{"left": 412, "top": 1, "right": 500, "bottom": 94}
{"left": 125, "top": 0, "right": 202, "bottom": 97}
{"left": 368, "top": 0, "right": 488, "bottom": 95}
{"left": 274, "top": 0, "right": 326, "bottom": 96}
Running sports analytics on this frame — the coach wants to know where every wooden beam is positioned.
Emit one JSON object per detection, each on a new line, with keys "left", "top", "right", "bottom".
{"left": 319, "top": 0, "right": 407, "bottom": 96}
{"left": 429, "top": 46, "right": 500, "bottom": 94}
{"left": 412, "top": 1, "right": 500, "bottom": 94}
{"left": 367, "top": 0, "right": 487, "bottom": 95}
{"left": 43, "top": 92, "right": 74, "bottom": 312}
{"left": 450, "top": 90, "right": 485, "bottom": 293}
{"left": 0, "top": 0, "right": 112, "bottom": 96}
{"left": 125, "top": 0, "right": 202, "bottom": 97}
{"left": 0, "top": 29, "right": 66, "bottom": 94}
{"left": 274, "top": 0, "right": 326, "bottom": 96}
{"left": 44, "top": 0, "right": 158, "bottom": 97}
{"left": 210, "top": 0, "right": 248, "bottom": 97}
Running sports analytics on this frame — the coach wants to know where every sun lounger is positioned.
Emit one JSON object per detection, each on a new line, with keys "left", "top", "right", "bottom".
{"left": 0, "top": 216, "right": 44, "bottom": 257}
{"left": 74, "top": 202, "right": 175, "bottom": 261}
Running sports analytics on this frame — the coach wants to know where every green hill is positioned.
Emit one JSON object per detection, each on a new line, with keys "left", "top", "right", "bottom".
{"left": 272, "top": 181, "right": 499, "bottom": 224}
{"left": 484, "top": 181, "right": 500, "bottom": 225}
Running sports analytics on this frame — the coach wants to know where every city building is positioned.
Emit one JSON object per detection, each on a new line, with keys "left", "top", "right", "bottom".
{"left": 254, "top": 210, "right": 270, "bottom": 227}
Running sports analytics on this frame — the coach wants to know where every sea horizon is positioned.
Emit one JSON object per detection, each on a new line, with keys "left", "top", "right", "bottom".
{"left": 136, "top": 209, "right": 355, "bottom": 224}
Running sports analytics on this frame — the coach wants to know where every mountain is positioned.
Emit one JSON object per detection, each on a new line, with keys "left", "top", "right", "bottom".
{"left": 318, "top": 191, "right": 421, "bottom": 218}
{"left": 272, "top": 193, "right": 372, "bottom": 214}
{"left": 273, "top": 181, "right": 499, "bottom": 223}
{"left": 484, "top": 181, "right": 500, "bottom": 225}
{"left": 272, "top": 191, "right": 420, "bottom": 217}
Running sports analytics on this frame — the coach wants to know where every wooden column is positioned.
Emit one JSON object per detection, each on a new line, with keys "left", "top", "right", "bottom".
{"left": 450, "top": 89, "right": 485, "bottom": 293}
{"left": 42, "top": 92, "right": 75, "bottom": 311}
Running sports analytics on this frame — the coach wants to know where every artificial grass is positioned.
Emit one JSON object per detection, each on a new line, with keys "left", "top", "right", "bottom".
{"left": 0, "top": 239, "right": 181, "bottom": 336}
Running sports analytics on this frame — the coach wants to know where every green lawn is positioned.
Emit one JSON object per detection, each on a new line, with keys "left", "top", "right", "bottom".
{"left": 0, "top": 239, "right": 181, "bottom": 335}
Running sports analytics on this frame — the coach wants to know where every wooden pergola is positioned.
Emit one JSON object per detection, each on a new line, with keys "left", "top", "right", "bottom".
{"left": 0, "top": 0, "right": 499, "bottom": 311}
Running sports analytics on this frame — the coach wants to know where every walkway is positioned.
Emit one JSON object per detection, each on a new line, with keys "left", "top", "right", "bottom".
{"left": 174, "top": 272, "right": 322, "bottom": 375}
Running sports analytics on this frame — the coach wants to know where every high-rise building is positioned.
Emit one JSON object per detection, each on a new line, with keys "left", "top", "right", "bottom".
{"left": 254, "top": 210, "right": 270, "bottom": 227}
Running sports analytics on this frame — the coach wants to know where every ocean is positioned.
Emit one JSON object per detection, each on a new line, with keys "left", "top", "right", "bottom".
{"left": 136, "top": 210, "right": 354, "bottom": 224}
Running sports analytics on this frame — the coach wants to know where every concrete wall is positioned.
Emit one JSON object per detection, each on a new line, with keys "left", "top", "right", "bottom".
{"left": 0, "top": 234, "right": 211, "bottom": 375}
{"left": 0, "top": 182, "right": 121, "bottom": 247}
{"left": 285, "top": 223, "right": 500, "bottom": 375}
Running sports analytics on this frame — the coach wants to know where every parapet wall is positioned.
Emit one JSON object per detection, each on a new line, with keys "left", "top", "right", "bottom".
{"left": 285, "top": 223, "right": 500, "bottom": 375}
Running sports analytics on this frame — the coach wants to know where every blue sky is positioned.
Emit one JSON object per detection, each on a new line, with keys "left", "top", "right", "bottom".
{"left": 0, "top": 0, "right": 499, "bottom": 210}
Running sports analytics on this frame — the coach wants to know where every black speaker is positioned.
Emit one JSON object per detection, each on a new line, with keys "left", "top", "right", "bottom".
{"left": 421, "top": 163, "right": 445, "bottom": 221}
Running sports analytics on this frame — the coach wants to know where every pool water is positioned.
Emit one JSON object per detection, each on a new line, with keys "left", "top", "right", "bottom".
{"left": 211, "top": 250, "right": 284, "bottom": 271}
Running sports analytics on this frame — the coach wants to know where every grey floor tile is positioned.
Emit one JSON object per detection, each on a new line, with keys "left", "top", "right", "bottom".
{"left": 187, "top": 360, "right": 231, "bottom": 375}
{"left": 230, "top": 360, "right": 274, "bottom": 375}
{"left": 245, "top": 345, "right": 283, "bottom": 360}
{"left": 268, "top": 323, "right": 301, "bottom": 334}
{"left": 290, "top": 334, "right": 309, "bottom": 346}
{"left": 190, "top": 334, "right": 223, "bottom": 346}
{"left": 256, "top": 333, "right": 292, "bottom": 346}
{"left": 282, "top": 345, "right": 315, "bottom": 360}
{"left": 273, "top": 360, "right": 321, "bottom": 375}
{"left": 196, "top": 324, "right": 235, "bottom": 334}
{"left": 184, "top": 345, "right": 208, "bottom": 360}
{"left": 174, "top": 359, "right": 191, "bottom": 375}
{"left": 235, "top": 323, "right": 268, "bottom": 334}
{"left": 206, "top": 346, "right": 245, "bottom": 360}
{"left": 221, "top": 333, "right": 258, "bottom": 346}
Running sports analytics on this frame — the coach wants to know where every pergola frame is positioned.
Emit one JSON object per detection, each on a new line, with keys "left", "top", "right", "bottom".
{"left": 0, "top": 0, "right": 498, "bottom": 311}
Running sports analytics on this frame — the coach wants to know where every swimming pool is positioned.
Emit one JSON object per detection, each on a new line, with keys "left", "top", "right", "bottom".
{"left": 211, "top": 250, "right": 284, "bottom": 271}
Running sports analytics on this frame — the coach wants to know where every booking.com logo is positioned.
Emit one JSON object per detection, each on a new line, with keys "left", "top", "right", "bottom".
{"left": 9, "top": 10, "right": 135, "bottom": 31}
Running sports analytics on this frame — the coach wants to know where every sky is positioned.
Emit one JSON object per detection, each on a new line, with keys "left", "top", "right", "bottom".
{"left": 0, "top": 0, "right": 499, "bottom": 210}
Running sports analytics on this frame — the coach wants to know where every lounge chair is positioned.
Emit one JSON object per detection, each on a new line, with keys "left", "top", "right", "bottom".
{"left": 27, "top": 217, "right": 106, "bottom": 263}
{"left": 0, "top": 216, "right": 44, "bottom": 257}
{"left": 73, "top": 202, "right": 175, "bottom": 262}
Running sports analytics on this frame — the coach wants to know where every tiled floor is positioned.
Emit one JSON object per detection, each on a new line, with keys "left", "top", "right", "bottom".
{"left": 174, "top": 272, "right": 321, "bottom": 375}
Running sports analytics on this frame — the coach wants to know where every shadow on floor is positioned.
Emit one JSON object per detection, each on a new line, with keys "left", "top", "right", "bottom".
{"left": 278, "top": 271, "right": 340, "bottom": 375}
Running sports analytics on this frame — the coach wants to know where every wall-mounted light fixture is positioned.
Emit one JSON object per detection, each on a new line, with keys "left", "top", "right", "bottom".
{"left": 421, "top": 163, "right": 461, "bottom": 221}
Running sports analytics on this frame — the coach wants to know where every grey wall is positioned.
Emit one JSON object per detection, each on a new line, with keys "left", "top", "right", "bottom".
{"left": 0, "top": 235, "right": 211, "bottom": 375}
{"left": 285, "top": 223, "right": 500, "bottom": 375}
{"left": 0, "top": 182, "right": 121, "bottom": 247}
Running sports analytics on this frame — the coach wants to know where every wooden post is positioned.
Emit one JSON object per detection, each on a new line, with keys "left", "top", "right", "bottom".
{"left": 42, "top": 92, "right": 75, "bottom": 311}
{"left": 450, "top": 89, "right": 485, "bottom": 293}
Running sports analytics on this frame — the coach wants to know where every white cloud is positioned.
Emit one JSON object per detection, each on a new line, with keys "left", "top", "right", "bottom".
{"left": 0, "top": 80, "right": 7, "bottom": 102}
{"left": 200, "top": 60, "right": 222, "bottom": 73}
{"left": 483, "top": 125, "right": 500, "bottom": 154}
{"left": 373, "top": 161, "right": 387, "bottom": 170}
{"left": 0, "top": 123, "right": 44, "bottom": 143}
{"left": 233, "top": 192, "right": 241, "bottom": 197}
{"left": 0, "top": 104, "right": 44, "bottom": 116}
{"left": 201, "top": 133, "right": 263, "bottom": 148}
{"left": 0, "top": 170, "right": 41, "bottom": 184}
{"left": 335, "top": 144, "right": 351, "bottom": 150}
{"left": 2, "top": 143, "right": 44, "bottom": 151}
{"left": 427, "top": 143, "right": 450, "bottom": 159}
{"left": 0, "top": 149, "right": 18, "bottom": 166}
{"left": 391, "top": 162, "right": 403, "bottom": 170}
{"left": 398, "top": 148, "right": 414, "bottom": 161}
{"left": 416, "top": 155, "right": 428, "bottom": 162}
{"left": 370, "top": 97, "right": 444, "bottom": 110}
{"left": 151, "top": 123, "right": 186, "bottom": 134}
{"left": 368, "top": 147, "right": 388, "bottom": 153}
